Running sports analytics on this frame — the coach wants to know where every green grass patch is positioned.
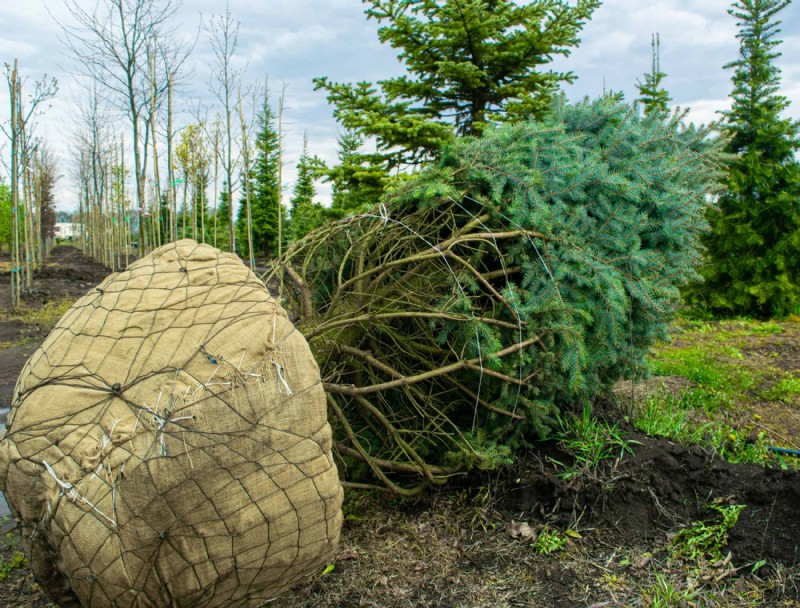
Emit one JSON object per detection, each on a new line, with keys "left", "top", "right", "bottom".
{"left": 553, "top": 407, "right": 634, "bottom": 478}
{"left": 760, "top": 375, "right": 800, "bottom": 401}
{"left": 12, "top": 298, "right": 73, "bottom": 330}
{"left": 0, "top": 550, "right": 26, "bottom": 581}
{"left": 650, "top": 346, "right": 726, "bottom": 387}
{"left": 649, "top": 345, "right": 757, "bottom": 395}
{"left": 633, "top": 392, "right": 772, "bottom": 465}
{"left": 0, "top": 337, "right": 33, "bottom": 350}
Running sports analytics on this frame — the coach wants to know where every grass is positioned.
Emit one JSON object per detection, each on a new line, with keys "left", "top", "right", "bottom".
{"left": 636, "top": 317, "right": 800, "bottom": 467}
{"left": 0, "top": 298, "right": 74, "bottom": 350}
{"left": 649, "top": 344, "right": 757, "bottom": 394}
{"left": 633, "top": 393, "right": 772, "bottom": 465}
{"left": 0, "top": 522, "right": 26, "bottom": 583}
{"left": 761, "top": 375, "right": 800, "bottom": 402}
{"left": 0, "top": 551, "right": 26, "bottom": 582}
{"left": 554, "top": 406, "right": 633, "bottom": 478}
{"left": 13, "top": 298, "right": 73, "bottom": 329}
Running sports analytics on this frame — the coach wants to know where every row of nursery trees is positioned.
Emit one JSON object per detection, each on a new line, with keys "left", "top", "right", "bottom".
{"left": 2, "top": 0, "right": 799, "bottom": 489}
{"left": 2, "top": 0, "right": 355, "bottom": 296}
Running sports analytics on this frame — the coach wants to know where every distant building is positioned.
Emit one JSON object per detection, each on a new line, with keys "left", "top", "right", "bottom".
{"left": 54, "top": 223, "right": 82, "bottom": 240}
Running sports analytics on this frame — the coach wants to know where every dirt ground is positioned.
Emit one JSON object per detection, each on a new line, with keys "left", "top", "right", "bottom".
{"left": 0, "top": 246, "right": 798, "bottom": 607}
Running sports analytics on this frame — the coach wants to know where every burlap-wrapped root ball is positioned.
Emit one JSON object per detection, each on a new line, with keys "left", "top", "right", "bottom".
{"left": 0, "top": 240, "right": 343, "bottom": 607}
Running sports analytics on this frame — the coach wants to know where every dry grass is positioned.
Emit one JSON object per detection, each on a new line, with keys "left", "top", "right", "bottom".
{"left": 274, "top": 489, "right": 799, "bottom": 608}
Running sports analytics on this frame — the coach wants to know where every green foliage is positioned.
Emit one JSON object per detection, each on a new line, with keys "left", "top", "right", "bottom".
{"left": 214, "top": 185, "right": 232, "bottom": 251}
{"left": 287, "top": 135, "right": 326, "bottom": 242}
{"left": 633, "top": 393, "right": 772, "bottom": 465}
{"left": 642, "top": 573, "right": 699, "bottom": 607}
{"left": 636, "top": 33, "right": 672, "bottom": 115}
{"left": 671, "top": 503, "right": 746, "bottom": 564}
{"left": 237, "top": 88, "right": 284, "bottom": 258}
{"left": 761, "top": 374, "right": 800, "bottom": 401}
{"left": 315, "top": 0, "right": 600, "bottom": 172}
{"left": 555, "top": 407, "right": 632, "bottom": 479}
{"left": 176, "top": 124, "right": 210, "bottom": 240}
{"left": 325, "top": 129, "right": 389, "bottom": 218}
{"left": 0, "top": 550, "right": 26, "bottom": 581}
{"left": 0, "top": 181, "right": 11, "bottom": 249}
{"left": 531, "top": 527, "right": 570, "bottom": 555}
{"left": 278, "top": 96, "right": 723, "bottom": 491}
{"left": 693, "top": 0, "right": 800, "bottom": 318}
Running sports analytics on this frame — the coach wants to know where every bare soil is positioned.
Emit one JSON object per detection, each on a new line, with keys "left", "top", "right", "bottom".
{"left": 0, "top": 247, "right": 798, "bottom": 607}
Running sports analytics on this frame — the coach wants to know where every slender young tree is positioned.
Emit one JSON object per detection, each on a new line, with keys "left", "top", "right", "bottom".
{"left": 696, "top": 0, "right": 800, "bottom": 318}
{"left": 59, "top": 0, "right": 183, "bottom": 254}
{"left": 206, "top": 5, "right": 242, "bottom": 253}
{"left": 236, "top": 86, "right": 255, "bottom": 268}
{"left": 636, "top": 33, "right": 672, "bottom": 114}
{"left": 35, "top": 145, "right": 58, "bottom": 257}
{"left": 2, "top": 61, "right": 57, "bottom": 308}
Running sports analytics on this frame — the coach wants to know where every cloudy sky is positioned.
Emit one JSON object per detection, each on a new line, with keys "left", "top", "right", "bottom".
{"left": 0, "top": 0, "right": 799, "bottom": 211}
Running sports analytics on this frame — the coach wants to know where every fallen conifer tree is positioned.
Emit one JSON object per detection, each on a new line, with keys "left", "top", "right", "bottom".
{"left": 273, "top": 97, "right": 725, "bottom": 493}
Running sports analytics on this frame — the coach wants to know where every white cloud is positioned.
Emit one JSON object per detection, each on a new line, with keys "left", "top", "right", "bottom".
{"left": 680, "top": 98, "right": 730, "bottom": 126}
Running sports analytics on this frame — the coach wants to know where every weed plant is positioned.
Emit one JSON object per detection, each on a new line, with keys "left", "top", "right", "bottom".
{"left": 554, "top": 407, "right": 633, "bottom": 479}
{"left": 670, "top": 503, "right": 746, "bottom": 564}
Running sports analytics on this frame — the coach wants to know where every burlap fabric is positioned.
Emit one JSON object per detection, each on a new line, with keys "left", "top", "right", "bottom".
{"left": 0, "top": 240, "right": 343, "bottom": 607}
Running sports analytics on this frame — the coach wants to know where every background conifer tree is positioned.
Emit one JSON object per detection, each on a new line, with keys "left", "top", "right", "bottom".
{"left": 215, "top": 184, "right": 232, "bottom": 251}
{"left": 636, "top": 33, "right": 672, "bottom": 114}
{"left": 287, "top": 134, "right": 324, "bottom": 241}
{"left": 326, "top": 129, "right": 387, "bottom": 218}
{"left": 697, "top": 0, "right": 800, "bottom": 318}
{"left": 314, "top": 0, "right": 599, "bottom": 174}
{"left": 236, "top": 87, "right": 283, "bottom": 257}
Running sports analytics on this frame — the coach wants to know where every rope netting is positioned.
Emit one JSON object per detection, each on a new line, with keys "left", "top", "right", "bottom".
{"left": 0, "top": 240, "right": 343, "bottom": 608}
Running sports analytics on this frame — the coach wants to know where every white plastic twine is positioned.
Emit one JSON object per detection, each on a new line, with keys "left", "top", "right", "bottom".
{"left": 43, "top": 461, "right": 117, "bottom": 527}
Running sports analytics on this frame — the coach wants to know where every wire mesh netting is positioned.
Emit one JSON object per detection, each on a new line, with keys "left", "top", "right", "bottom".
{"left": 0, "top": 239, "right": 343, "bottom": 607}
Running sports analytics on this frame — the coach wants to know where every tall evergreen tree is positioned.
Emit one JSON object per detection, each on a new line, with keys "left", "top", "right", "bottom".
{"left": 288, "top": 134, "right": 324, "bottom": 242}
{"left": 236, "top": 87, "right": 283, "bottom": 257}
{"left": 326, "top": 129, "right": 387, "bottom": 217}
{"left": 314, "top": 0, "right": 600, "bottom": 171}
{"left": 636, "top": 33, "right": 672, "bottom": 114}
{"left": 215, "top": 184, "right": 232, "bottom": 251}
{"left": 697, "top": 0, "right": 800, "bottom": 318}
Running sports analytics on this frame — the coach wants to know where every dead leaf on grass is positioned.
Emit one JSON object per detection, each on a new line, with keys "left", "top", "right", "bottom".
{"left": 506, "top": 520, "right": 537, "bottom": 541}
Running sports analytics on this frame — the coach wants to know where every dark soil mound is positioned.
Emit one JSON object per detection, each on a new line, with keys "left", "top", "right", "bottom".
{"left": 27, "top": 246, "right": 111, "bottom": 303}
{"left": 503, "top": 434, "right": 800, "bottom": 566}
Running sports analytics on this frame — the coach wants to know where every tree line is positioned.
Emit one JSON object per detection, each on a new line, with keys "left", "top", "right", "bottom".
{"left": 1, "top": 0, "right": 798, "bottom": 318}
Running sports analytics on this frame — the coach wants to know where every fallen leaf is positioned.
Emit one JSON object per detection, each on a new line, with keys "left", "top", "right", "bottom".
{"left": 506, "top": 520, "right": 537, "bottom": 541}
